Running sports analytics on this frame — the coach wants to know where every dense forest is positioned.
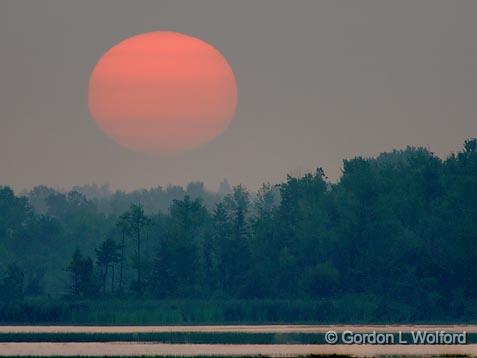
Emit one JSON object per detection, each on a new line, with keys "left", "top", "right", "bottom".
{"left": 0, "top": 140, "right": 476, "bottom": 323}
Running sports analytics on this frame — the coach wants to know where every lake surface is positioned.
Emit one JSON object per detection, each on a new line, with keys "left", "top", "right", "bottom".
{"left": 1, "top": 324, "right": 476, "bottom": 333}
{"left": 0, "top": 325, "right": 476, "bottom": 356}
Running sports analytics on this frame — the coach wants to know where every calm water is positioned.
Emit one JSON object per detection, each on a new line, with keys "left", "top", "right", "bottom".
{"left": 0, "top": 325, "right": 476, "bottom": 356}
{"left": 1, "top": 324, "right": 476, "bottom": 333}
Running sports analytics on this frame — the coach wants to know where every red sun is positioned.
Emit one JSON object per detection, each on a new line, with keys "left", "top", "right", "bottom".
{"left": 88, "top": 31, "right": 237, "bottom": 154}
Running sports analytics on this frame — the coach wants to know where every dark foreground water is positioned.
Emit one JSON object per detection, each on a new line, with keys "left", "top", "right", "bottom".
{"left": 0, "top": 325, "right": 475, "bottom": 356}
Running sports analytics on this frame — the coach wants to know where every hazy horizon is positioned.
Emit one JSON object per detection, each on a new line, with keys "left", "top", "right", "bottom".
{"left": 2, "top": 0, "right": 477, "bottom": 192}
{"left": 7, "top": 142, "right": 472, "bottom": 195}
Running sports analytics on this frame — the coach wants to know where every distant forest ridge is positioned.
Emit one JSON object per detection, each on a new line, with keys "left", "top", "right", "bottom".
{"left": 0, "top": 139, "right": 476, "bottom": 323}
{"left": 23, "top": 178, "right": 233, "bottom": 216}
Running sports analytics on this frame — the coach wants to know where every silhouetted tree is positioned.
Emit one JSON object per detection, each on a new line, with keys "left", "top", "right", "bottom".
{"left": 123, "top": 204, "right": 151, "bottom": 295}
{"left": 67, "top": 249, "right": 99, "bottom": 297}
{"left": 67, "top": 248, "right": 83, "bottom": 296}
{"left": 152, "top": 196, "right": 206, "bottom": 297}
{"left": 2, "top": 139, "right": 477, "bottom": 322}
{"left": 116, "top": 212, "right": 131, "bottom": 293}
{"left": 95, "top": 238, "right": 121, "bottom": 293}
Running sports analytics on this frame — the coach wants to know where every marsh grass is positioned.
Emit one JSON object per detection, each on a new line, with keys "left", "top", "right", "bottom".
{"left": 0, "top": 296, "right": 391, "bottom": 324}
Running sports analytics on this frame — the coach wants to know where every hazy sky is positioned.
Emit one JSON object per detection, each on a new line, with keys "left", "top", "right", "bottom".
{"left": 1, "top": 0, "right": 477, "bottom": 192}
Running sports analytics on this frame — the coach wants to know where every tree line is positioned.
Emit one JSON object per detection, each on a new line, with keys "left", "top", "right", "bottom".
{"left": 0, "top": 139, "right": 476, "bottom": 321}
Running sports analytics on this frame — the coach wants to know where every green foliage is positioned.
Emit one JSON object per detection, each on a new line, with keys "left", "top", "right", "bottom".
{"left": 0, "top": 264, "right": 24, "bottom": 302}
{"left": 120, "top": 204, "right": 151, "bottom": 295}
{"left": 95, "top": 238, "right": 121, "bottom": 293}
{"left": 66, "top": 249, "right": 100, "bottom": 298}
{"left": 1, "top": 139, "right": 477, "bottom": 322}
